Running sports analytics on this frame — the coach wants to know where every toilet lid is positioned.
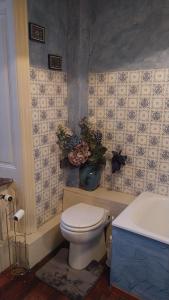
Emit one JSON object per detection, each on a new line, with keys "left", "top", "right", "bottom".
{"left": 61, "top": 203, "right": 105, "bottom": 228}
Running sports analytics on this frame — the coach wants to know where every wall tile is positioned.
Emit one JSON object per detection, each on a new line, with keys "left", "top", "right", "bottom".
{"left": 88, "top": 68, "right": 169, "bottom": 196}
{"left": 30, "top": 67, "right": 68, "bottom": 226}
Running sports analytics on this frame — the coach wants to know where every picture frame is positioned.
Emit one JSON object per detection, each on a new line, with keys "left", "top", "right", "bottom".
{"left": 29, "top": 23, "right": 45, "bottom": 43}
{"left": 48, "top": 54, "right": 62, "bottom": 71}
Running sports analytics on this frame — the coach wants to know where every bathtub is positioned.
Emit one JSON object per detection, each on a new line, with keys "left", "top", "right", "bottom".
{"left": 112, "top": 191, "right": 169, "bottom": 245}
{"left": 111, "top": 192, "right": 169, "bottom": 300}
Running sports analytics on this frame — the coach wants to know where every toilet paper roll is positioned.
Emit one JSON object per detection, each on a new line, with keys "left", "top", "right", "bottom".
{"left": 0, "top": 194, "right": 13, "bottom": 201}
{"left": 13, "top": 209, "right": 25, "bottom": 221}
{"left": 4, "top": 194, "right": 13, "bottom": 201}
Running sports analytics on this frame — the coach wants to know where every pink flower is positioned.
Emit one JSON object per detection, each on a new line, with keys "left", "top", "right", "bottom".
{"left": 68, "top": 142, "right": 91, "bottom": 167}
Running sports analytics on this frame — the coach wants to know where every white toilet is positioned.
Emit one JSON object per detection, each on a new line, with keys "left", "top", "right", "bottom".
{"left": 60, "top": 202, "right": 110, "bottom": 270}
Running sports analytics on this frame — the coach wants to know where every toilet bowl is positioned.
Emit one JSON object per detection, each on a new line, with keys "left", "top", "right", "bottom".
{"left": 60, "top": 202, "right": 110, "bottom": 270}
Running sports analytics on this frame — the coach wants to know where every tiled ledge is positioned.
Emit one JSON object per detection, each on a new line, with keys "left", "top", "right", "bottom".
{"left": 64, "top": 186, "right": 134, "bottom": 206}
{"left": 63, "top": 186, "right": 135, "bottom": 219}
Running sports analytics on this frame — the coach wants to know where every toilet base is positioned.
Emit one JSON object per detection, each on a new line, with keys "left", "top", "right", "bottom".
{"left": 69, "top": 232, "right": 106, "bottom": 270}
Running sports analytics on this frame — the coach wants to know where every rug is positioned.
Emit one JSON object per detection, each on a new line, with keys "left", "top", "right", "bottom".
{"left": 36, "top": 248, "right": 104, "bottom": 300}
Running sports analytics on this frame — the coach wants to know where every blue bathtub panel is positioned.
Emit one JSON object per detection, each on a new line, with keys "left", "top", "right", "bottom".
{"left": 110, "top": 227, "right": 169, "bottom": 300}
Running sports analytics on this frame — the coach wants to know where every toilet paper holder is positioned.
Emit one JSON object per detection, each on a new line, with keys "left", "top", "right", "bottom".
{"left": 1, "top": 194, "right": 29, "bottom": 276}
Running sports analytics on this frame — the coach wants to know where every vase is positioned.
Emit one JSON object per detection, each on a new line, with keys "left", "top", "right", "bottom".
{"left": 79, "top": 165, "right": 102, "bottom": 191}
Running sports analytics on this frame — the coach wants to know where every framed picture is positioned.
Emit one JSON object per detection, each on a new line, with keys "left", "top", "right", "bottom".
{"left": 29, "top": 23, "right": 45, "bottom": 43}
{"left": 48, "top": 54, "right": 62, "bottom": 71}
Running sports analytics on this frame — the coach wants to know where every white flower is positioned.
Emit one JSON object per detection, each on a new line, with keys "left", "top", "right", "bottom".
{"left": 64, "top": 127, "right": 73, "bottom": 136}
{"left": 58, "top": 124, "right": 73, "bottom": 136}
{"left": 89, "top": 117, "right": 96, "bottom": 125}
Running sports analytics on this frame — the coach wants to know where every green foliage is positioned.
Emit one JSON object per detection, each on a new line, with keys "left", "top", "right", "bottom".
{"left": 88, "top": 144, "right": 107, "bottom": 166}
{"left": 79, "top": 117, "right": 107, "bottom": 167}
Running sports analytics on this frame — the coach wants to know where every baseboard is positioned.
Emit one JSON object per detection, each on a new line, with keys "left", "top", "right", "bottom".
{"left": 26, "top": 214, "right": 63, "bottom": 268}
{"left": 0, "top": 240, "right": 10, "bottom": 272}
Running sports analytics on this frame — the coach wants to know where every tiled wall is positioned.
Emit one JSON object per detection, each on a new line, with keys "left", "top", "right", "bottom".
{"left": 88, "top": 68, "right": 169, "bottom": 196}
{"left": 30, "top": 67, "right": 68, "bottom": 226}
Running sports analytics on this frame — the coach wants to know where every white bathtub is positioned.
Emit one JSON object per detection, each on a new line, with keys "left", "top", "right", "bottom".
{"left": 113, "top": 191, "right": 169, "bottom": 245}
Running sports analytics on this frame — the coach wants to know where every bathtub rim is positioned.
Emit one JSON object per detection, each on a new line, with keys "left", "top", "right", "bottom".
{"left": 112, "top": 191, "right": 169, "bottom": 245}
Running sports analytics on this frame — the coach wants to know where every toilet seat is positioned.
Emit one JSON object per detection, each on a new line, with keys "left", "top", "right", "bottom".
{"left": 60, "top": 203, "right": 107, "bottom": 233}
{"left": 60, "top": 216, "right": 106, "bottom": 232}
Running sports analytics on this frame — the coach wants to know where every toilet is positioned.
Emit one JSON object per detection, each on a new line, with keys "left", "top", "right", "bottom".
{"left": 60, "top": 202, "right": 110, "bottom": 270}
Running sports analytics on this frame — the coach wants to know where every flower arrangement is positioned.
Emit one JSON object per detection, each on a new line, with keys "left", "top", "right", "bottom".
{"left": 57, "top": 117, "right": 107, "bottom": 168}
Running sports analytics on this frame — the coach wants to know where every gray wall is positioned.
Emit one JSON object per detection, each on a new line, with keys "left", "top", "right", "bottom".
{"left": 87, "top": 0, "right": 169, "bottom": 72}
{"left": 66, "top": 0, "right": 169, "bottom": 130}
{"left": 67, "top": 0, "right": 91, "bottom": 130}
{"left": 66, "top": 0, "right": 91, "bottom": 186}
{"left": 27, "top": 0, "right": 89, "bottom": 129}
{"left": 28, "top": 0, "right": 169, "bottom": 122}
{"left": 27, "top": 0, "right": 68, "bottom": 70}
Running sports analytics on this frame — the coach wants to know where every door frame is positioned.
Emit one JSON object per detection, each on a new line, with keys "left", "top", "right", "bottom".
{"left": 7, "top": 0, "right": 36, "bottom": 233}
